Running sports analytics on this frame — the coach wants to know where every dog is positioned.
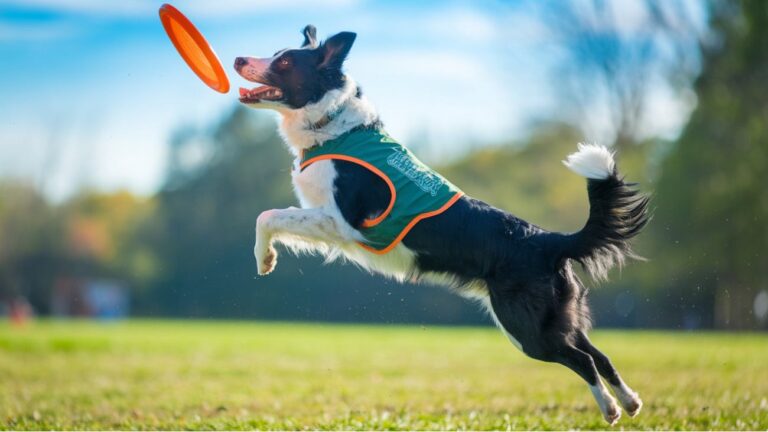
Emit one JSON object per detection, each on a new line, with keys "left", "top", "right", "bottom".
{"left": 234, "top": 25, "right": 649, "bottom": 425}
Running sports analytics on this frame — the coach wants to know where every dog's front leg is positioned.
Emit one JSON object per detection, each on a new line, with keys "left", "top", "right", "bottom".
{"left": 255, "top": 207, "right": 345, "bottom": 275}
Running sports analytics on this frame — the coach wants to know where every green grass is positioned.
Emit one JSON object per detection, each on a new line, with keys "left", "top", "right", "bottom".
{"left": 1, "top": 320, "right": 766, "bottom": 430}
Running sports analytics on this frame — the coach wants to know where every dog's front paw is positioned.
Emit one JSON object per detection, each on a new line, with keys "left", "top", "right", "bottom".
{"left": 255, "top": 210, "right": 278, "bottom": 276}
{"left": 254, "top": 241, "right": 277, "bottom": 276}
{"left": 259, "top": 246, "right": 277, "bottom": 275}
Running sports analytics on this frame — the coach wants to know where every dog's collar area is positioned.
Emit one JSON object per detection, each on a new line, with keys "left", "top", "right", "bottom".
{"left": 308, "top": 110, "right": 337, "bottom": 131}
{"left": 305, "top": 86, "right": 361, "bottom": 133}
{"left": 306, "top": 101, "right": 347, "bottom": 132}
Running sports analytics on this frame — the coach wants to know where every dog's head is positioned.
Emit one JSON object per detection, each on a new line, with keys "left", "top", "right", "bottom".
{"left": 234, "top": 25, "right": 356, "bottom": 110}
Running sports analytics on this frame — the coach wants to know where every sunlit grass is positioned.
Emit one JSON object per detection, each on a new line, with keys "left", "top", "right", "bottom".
{"left": 1, "top": 320, "right": 767, "bottom": 430}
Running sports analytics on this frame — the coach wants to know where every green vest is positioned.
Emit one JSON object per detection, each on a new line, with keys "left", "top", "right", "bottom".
{"left": 300, "top": 128, "right": 463, "bottom": 254}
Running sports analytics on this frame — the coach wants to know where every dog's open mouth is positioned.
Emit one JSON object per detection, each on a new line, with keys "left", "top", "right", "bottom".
{"left": 239, "top": 86, "right": 284, "bottom": 103}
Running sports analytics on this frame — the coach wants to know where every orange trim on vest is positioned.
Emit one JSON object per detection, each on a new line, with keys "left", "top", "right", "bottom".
{"left": 357, "top": 191, "right": 464, "bottom": 255}
{"left": 300, "top": 154, "right": 396, "bottom": 228}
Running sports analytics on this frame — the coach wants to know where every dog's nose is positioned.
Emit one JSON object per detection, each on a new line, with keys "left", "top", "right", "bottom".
{"left": 234, "top": 57, "right": 248, "bottom": 70}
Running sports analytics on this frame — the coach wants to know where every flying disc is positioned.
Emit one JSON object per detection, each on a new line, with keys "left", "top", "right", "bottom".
{"left": 159, "top": 4, "right": 230, "bottom": 93}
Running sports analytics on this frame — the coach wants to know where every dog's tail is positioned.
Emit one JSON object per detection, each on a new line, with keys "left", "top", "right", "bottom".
{"left": 559, "top": 143, "right": 650, "bottom": 281}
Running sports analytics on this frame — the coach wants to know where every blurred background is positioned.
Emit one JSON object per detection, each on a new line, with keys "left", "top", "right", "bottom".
{"left": 0, "top": 0, "right": 765, "bottom": 330}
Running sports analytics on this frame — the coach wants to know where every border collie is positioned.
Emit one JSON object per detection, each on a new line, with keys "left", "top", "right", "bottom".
{"left": 234, "top": 25, "right": 649, "bottom": 425}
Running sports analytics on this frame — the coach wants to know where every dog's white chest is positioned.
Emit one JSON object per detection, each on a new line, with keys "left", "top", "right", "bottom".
{"left": 291, "top": 159, "right": 337, "bottom": 209}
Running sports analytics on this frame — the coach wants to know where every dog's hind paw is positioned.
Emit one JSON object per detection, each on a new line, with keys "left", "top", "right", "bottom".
{"left": 604, "top": 402, "right": 622, "bottom": 426}
{"left": 592, "top": 384, "right": 622, "bottom": 426}
{"left": 612, "top": 383, "right": 643, "bottom": 418}
{"left": 623, "top": 395, "right": 643, "bottom": 418}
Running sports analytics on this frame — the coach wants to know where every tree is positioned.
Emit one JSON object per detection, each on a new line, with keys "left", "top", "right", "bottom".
{"left": 62, "top": 190, "right": 158, "bottom": 284}
{"left": 0, "top": 181, "right": 64, "bottom": 312}
{"left": 652, "top": 0, "right": 768, "bottom": 329}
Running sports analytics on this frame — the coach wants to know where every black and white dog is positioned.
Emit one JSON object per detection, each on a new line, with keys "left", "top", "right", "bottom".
{"left": 234, "top": 26, "right": 649, "bottom": 425}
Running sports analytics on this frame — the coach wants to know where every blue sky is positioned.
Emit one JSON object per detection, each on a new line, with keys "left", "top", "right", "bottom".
{"left": 0, "top": 0, "right": 704, "bottom": 200}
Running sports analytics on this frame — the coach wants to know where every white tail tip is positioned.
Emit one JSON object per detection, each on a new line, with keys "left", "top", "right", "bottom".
{"left": 563, "top": 143, "right": 616, "bottom": 180}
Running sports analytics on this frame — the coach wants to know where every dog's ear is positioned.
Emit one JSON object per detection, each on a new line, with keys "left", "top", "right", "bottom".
{"left": 319, "top": 31, "right": 356, "bottom": 70}
{"left": 301, "top": 25, "right": 317, "bottom": 48}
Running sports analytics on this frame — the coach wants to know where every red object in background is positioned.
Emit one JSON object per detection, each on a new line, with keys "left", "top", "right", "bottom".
{"left": 9, "top": 297, "right": 33, "bottom": 326}
{"left": 159, "top": 3, "right": 230, "bottom": 93}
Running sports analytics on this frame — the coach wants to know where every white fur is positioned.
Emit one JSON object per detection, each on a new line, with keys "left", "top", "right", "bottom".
{"left": 611, "top": 380, "right": 643, "bottom": 417}
{"left": 255, "top": 207, "right": 346, "bottom": 275}
{"left": 336, "top": 243, "right": 417, "bottom": 282}
{"left": 563, "top": 143, "right": 616, "bottom": 180}
{"left": 590, "top": 382, "right": 622, "bottom": 425}
{"left": 256, "top": 206, "right": 419, "bottom": 281}
{"left": 239, "top": 56, "right": 275, "bottom": 82}
{"left": 292, "top": 159, "right": 337, "bottom": 208}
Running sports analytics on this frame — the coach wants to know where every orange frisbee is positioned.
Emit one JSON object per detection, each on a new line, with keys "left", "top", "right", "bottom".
{"left": 159, "top": 4, "right": 230, "bottom": 93}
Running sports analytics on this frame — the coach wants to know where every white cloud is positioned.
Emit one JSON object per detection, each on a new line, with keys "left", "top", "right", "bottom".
{"left": 500, "top": 11, "right": 553, "bottom": 45}
{"left": 353, "top": 49, "right": 489, "bottom": 83}
{"left": 324, "top": 6, "right": 502, "bottom": 47}
{"left": 0, "top": 21, "right": 82, "bottom": 41}
{"left": 637, "top": 84, "right": 698, "bottom": 141}
{"left": 575, "top": 78, "right": 697, "bottom": 145}
{"left": 422, "top": 8, "right": 498, "bottom": 43}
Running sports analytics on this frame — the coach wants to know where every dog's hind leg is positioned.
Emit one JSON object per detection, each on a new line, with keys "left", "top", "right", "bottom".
{"left": 487, "top": 291, "right": 620, "bottom": 425}
{"left": 554, "top": 344, "right": 622, "bottom": 425}
{"left": 576, "top": 331, "right": 642, "bottom": 417}
{"left": 255, "top": 207, "right": 349, "bottom": 275}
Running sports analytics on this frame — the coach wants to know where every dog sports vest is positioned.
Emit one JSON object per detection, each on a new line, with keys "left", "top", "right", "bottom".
{"left": 300, "top": 128, "right": 463, "bottom": 254}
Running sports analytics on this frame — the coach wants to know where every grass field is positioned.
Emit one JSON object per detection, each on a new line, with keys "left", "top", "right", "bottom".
{"left": 1, "top": 321, "right": 767, "bottom": 430}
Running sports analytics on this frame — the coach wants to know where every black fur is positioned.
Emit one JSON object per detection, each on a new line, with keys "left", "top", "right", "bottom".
{"left": 301, "top": 25, "right": 317, "bottom": 48}
{"left": 333, "top": 159, "right": 391, "bottom": 228}
{"left": 560, "top": 173, "right": 651, "bottom": 281}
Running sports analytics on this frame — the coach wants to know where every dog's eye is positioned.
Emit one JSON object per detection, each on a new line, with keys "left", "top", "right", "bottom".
{"left": 278, "top": 58, "right": 290, "bottom": 68}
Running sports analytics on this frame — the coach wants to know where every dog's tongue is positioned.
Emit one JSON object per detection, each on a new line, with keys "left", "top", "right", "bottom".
{"left": 239, "top": 87, "right": 248, "bottom": 97}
